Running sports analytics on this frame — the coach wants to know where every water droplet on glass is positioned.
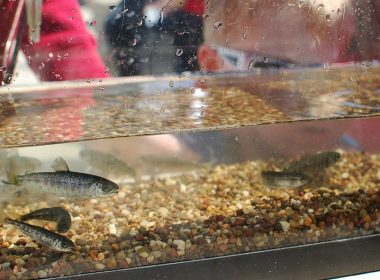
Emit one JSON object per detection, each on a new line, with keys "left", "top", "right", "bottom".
{"left": 213, "top": 21, "right": 223, "bottom": 30}
{"left": 90, "top": 20, "right": 97, "bottom": 26}
{"left": 169, "top": 81, "right": 174, "bottom": 87}
{"left": 98, "top": 87, "right": 105, "bottom": 92}
{"left": 317, "top": 4, "right": 324, "bottom": 10}
{"left": 337, "top": 8, "right": 341, "bottom": 15}
{"left": 48, "top": 52, "right": 54, "bottom": 58}
{"left": 0, "top": 66, "right": 6, "bottom": 71}
{"left": 109, "top": 5, "right": 116, "bottom": 10}
{"left": 67, "top": 16, "right": 74, "bottom": 20}
{"left": 131, "top": 38, "right": 137, "bottom": 46}
{"left": 176, "top": 48, "right": 183, "bottom": 56}
{"left": 200, "top": 78, "right": 205, "bottom": 83}
{"left": 325, "top": 14, "right": 331, "bottom": 21}
{"left": 263, "top": 57, "right": 268, "bottom": 63}
{"left": 105, "top": 67, "right": 110, "bottom": 74}
{"left": 242, "top": 32, "right": 248, "bottom": 39}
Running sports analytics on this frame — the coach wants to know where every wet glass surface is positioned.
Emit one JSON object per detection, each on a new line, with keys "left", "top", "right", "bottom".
{"left": 1, "top": 0, "right": 380, "bottom": 279}
{"left": 0, "top": 65, "right": 379, "bottom": 148}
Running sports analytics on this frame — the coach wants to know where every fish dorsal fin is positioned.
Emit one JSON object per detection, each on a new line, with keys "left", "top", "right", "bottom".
{"left": 52, "top": 157, "right": 70, "bottom": 172}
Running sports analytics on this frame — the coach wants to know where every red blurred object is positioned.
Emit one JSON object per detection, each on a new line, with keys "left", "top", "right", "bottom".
{"left": 0, "top": 0, "right": 26, "bottom": 85}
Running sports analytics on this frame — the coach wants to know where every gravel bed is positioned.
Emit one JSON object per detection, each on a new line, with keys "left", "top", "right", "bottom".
{"left": 0, "top": 151, "right": 379, "bottom": 279}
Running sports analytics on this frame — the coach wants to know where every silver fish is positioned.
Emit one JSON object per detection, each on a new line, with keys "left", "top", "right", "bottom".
{"left": 20, "top": 207, "right": 71, "bottom": 233}
{"left": 261, "top": 171, "right": 310, "bottom": 188}
{"left": 284, "top": 151, "right": 341, "bottom": 173}
{"left": 5, "top": 218, "right": 75, "bottom": 251}
{"left": 5, "top": 157, "right": 119, "bottom": 199}
{"left": 80, "top": 149, "right": 137, "bottom": 179}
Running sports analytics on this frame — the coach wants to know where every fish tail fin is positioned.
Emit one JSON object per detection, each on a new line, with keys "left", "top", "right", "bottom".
{"left": 2, "top": 175, "right": 21, "bottom": 185}
{"left": 0, "top": 209, "right": 21, "bottom": 224}
{"left": 5, "top": 162, "right": 17, "bottom": 184}
{"left": 0, "top": 210, "right": 12, "bottom": 225}
{"left": 4, "top": 167, "right": 21, "bottom": 184}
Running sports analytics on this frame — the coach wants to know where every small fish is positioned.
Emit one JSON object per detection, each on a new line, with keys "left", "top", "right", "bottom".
{"left": 4, "top": 157, "right": 119, "bottom": 199}
{"left": 261, "top": 171, "right": 310, "bottom": 188}
{"left": 4, "top": 218, "right": 75, "bottom": 251}
{"left": 80, "top": 149, "right": 137, "bottom": 179}
{"left": 140, "top": 155, "right": 211, "bottom": 175}
{"left": 20, "top": 207, "right": 71, "bottom": 233}
{"left": 284, "top": 151, "right": 341, "bottom": 173}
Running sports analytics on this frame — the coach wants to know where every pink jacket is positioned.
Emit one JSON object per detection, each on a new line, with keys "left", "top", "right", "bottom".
{"left": 22, "top": 0, "right": 108, "bottom": 81}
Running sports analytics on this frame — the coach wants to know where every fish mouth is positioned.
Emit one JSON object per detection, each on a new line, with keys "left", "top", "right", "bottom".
{"left": 103, "top": 188, "right": 119, "bottom": 197}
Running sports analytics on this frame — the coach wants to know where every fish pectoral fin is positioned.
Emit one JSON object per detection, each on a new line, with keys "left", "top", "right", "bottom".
{"left": 52, "top": 157, "right": 70, "bottom": 172}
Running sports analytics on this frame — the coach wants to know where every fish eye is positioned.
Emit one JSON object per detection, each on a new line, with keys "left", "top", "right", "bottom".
{"left": 61, "top": 240, "right": 73, "bottom": 249}
{"left": 101, "top": 183, "right": 113, "bottom": 192}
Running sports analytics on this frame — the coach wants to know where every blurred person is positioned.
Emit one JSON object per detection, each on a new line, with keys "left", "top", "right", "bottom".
{"left": 104, "top": 0, "right": 204, "bottom": 76}
{"left": 0, "top": 0, "right": 108, "bottom": 142}
{"left": 198, "top": 0, "right": 358, "bottom": 72}
{"left": 144, "top": 0, "right": 204, "bottom": 72}
{"left": 22, "top": 0, "right": 107, "bottom": 81}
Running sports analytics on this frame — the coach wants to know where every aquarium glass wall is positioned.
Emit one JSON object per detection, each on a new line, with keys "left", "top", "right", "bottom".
{"left": 0, "top": 0, "right": 379, "bottom": 279}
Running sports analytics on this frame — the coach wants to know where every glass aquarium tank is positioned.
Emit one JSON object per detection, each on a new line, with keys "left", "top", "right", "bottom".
{"left": 0, "top": 0, "right": 379, "bottom": 279}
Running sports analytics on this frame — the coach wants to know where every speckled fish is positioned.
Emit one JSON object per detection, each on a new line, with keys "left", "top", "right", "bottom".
{"left": 284, "top": 151, "right": 341, "bottom": 173}
{"left": 261, "top": 171, "right": 310, "bottom": 188}
{"left": 4, "top": 157, "right": 119, "bottom": 199}
{"left": 79, "top": 149, "right": 137, "bottom": 179}
{"left": 4, "top": 218, "right": 75, "bottom": 251}
{"left": 20, "top": 207, "right": 71, "bottom": 233}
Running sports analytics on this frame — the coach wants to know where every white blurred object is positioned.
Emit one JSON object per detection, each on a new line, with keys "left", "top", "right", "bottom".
{"left": 144, "top": 5, "right": 161, "bottom": 28}
{"left": 11, "top": 51, "right": 39, "bottom": 86}
{"left": 330, "top": 271, "right": 380, "bottom": 280}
